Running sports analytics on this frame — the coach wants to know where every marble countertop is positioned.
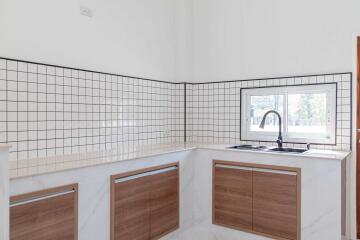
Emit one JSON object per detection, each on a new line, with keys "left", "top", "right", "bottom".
{"left": 9, "top": 142, "right": 350, "bottom": 179}
{"left": 0, "top": 144, "right": 11, "bottom": 150}
{"left": 197, "top": 143, "right": 351, "bottom": 160}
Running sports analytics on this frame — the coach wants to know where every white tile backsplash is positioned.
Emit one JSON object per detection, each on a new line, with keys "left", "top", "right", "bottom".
{"left": 0, "top": 59, "right": 185, "bottom": 167}
{"left": 0, "top": 58, "right": 352, "bottom": 170}
{"left": 186, "top": 74, "right": 352, "bottom": 151}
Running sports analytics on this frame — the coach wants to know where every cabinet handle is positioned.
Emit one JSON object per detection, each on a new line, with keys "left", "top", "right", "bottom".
{"left": 215, "top": 164, "right": 252, "bottom": 171}
{"left": 252, "top": 168, "right": 297, "bottom": 176}
{"left": 114, "top": 166, "right": 177, "bottom": 183}
{"left": 10, "top": 189, "right": 76, "bottom": 207}
{"left": 215, "top": 164, "right": 297, "bottom": 176}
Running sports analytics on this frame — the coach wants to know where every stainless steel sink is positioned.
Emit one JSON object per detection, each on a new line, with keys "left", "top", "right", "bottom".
{"left": 267, "top": 147, "right": 308, "bottom": 153}
{"left": 228, "top": 145, "right": 270, "bottom": 151}
{"left": 229, "top": 145, "right": 307, "bottom": 154}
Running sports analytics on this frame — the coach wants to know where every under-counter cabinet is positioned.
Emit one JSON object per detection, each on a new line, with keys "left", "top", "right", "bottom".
{"left": 111, "top": 163, "right": 179, "bottom": 240}
{"left": 10, "top": 184, "right": 78, "bottom": 240}
{"left": 213, "top": 162, "right": 253, "bottom": 231}
{"left": 213, "top": 160, "right": 301, "bottom": 240}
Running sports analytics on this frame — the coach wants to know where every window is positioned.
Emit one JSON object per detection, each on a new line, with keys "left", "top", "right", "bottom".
{"left": 241, "top": 83, "right": 336, "bottom": 144}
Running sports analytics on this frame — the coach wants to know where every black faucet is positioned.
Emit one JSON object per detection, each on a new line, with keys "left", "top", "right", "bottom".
{"left": 259, "top": 110, "right": 283, "bottom": 148}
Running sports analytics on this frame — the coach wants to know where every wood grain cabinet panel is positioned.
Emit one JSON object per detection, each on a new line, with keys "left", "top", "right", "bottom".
{"left": 212, "top": 161, "right": 300, "bottom": 240}
{"left": 10, "top": 184, "right": 78, "bottom": 240}
{"left": 252, "top": 170, "right": 298, "bottom": 240}
{"left": 111, "top": 163, "right": 179, "bottom": 240}
{"left": 213, "top": 165, "right": 252, "bottom": 231}
{"left": 150, "top": 168, "right": 179, "bottom": 239}
{"left": 113, "top": 176, "right": 152, "bottom": 240}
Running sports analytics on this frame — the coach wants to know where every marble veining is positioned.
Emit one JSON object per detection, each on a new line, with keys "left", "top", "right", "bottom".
{"left": 9, "top": 142, "right": 349, "bottom": 179}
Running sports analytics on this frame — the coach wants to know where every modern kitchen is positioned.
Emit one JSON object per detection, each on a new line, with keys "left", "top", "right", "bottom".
{"left": 0, "top": 0, "right": 359, "bottom": 240}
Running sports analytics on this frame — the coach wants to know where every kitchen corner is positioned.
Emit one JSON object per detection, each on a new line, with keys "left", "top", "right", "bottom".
{"left": 8, "top": 142, "right": 350, "bottom": 240}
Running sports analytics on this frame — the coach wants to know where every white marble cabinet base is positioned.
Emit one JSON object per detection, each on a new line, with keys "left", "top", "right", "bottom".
{"left": 0, "top": 145, "right": 10, "bottom": 240}
{"left": 10, "top": 150, "right": 195, "bottom": 240}
{"left": 10, "top": 148, "right": 344, "bottom": 240}
{"left": 163, "top": 149, "right": 342, "bottom": 240}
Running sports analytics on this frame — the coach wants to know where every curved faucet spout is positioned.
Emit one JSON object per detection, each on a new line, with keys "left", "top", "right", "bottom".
{"left": 259, "top": 110, "right": 283, "bottom": 148}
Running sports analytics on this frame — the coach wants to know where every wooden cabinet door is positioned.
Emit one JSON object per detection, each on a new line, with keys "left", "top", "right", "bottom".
{"left": 10, "top": 184, "right": 78, "bottom": 240}
{"left": 213, "top": 164, "right": 253, "bottom": 231}
{"left": 252, "top": 169, "right": 299, "bottom": 240}
{"left": 150, "top": 167, "right": 179, "bottom": 239}
{"left": 111, "top": 163, "right": 179, "bottom": 240}
{"left": 113, "top": 175, "right": 152, "bottom": 240}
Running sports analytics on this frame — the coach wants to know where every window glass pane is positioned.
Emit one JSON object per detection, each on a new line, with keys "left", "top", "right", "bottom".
{"left": 287, "top": 93, "right": 327, "bottom": 134}
{"left": 249, "top": 95, "right": 283, "bottom": 132}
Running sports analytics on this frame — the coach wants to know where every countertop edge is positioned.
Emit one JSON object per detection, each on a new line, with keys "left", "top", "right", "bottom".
{"left": 0, "top": 144, "right": 12, "bottom": 150}
{"left": 10, "top": 147, "right": 195, "bottom": 180}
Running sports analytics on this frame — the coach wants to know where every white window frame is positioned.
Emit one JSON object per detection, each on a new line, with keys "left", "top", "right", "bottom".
{"left": 241, "top": 83, "right": 337, "bottom": 145}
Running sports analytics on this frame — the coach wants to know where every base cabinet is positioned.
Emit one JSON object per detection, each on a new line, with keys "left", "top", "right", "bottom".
{"left": 113, "top": 175, "right": 151, "bottom": 240}
{"left": 150, "top": 168, "right": 179, "bottom": 239}
{"left": 253, "top": 170, "right": 298, "bottom": 240}
{"left": 111, "top": 163, "right": 179, "bottom": 240}
{"left": 213, "top": 161, "right": 301, "bottom": 240}
{"left": 213, "top": 165, "right": 252, "bottom": 231}
{"left": 10, "top": 184, "right": 78, "bottom": 240}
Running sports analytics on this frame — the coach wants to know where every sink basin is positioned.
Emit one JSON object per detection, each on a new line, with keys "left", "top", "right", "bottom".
{"left": 229, "top": 145, "right": 308, "bottom": 154}
{"left": 267, "top": 147, "right": 308, "bottom": 153}
{"left": 228, "top": 145, "right": 270, "bottom": 151}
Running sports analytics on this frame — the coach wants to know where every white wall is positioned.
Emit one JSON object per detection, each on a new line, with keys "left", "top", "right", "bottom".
{"left": 0, "top": 0, "right": 177, "bottom": 82}
{"left": 4, "top": 0, "right": 358, "bottom": 84}
{"left": 1, "top": 0, "right": 360, "bottom": 82}
{"left": 190, "top": 0, "right": 360, "bottom": 82}
{"left": 174, "top": 0, "right": 193, "bottom": 83}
